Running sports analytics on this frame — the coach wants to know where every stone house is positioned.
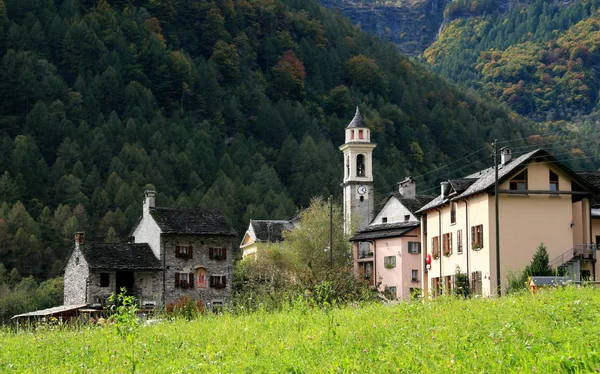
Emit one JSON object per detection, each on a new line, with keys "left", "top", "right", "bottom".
{"left": 64, "top": 191, "right": 237, "bottom": 311}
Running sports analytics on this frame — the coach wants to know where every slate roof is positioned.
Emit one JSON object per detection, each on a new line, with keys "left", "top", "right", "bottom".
{"left": 79, "top": 242, "right": 161, "bottom": 270}
{"left": 251, "top": 219, "right": 297, "bottom": 242}
{"left": 346, "top": 107, "right": 365, "bottom": 128}
{"left": 577, "top": 171, "right": 600, "bottom": 207}
{"left": 350, "top": 221, "right": 420, "bottom": 241}
{"left": 150, "top": 207, "right": 237, "bottom": 236}
{"left": 417, "top": 148, "right": 598, "bottom": 213}
{"left": 397, "top": 195, "right": 436, "bottom": 216}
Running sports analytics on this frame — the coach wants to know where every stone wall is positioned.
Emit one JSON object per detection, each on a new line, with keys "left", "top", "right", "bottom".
{"left": 86, "top": 270, "right": 162, "bottom": 306}
{"left": 162, "top": 234, "right": 236, "bottom": 309}
{"left": 63, "top": 247, "right": 90, "bottom": 305}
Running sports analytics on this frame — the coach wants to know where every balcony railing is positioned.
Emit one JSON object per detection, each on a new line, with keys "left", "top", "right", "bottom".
{"left": 358, "top": 251, "right": 374, "bottom": 259}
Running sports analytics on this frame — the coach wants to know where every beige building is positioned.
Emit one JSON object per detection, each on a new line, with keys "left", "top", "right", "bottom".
{"left": 578, "top": 172, "right": 600, "bottom": 247}
{"left": 350, "top": 178, "right": 433, "bottom": 300}
{"left": 417, "top": 148, "right": 598, "bottom": 297}
{"left": 239, "top": 219, "right": 299, "bottom": 258}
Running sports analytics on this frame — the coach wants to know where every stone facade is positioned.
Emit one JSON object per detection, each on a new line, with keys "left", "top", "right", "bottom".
{"left": 162, "top": 234, "right": 236, "bottom": 308}
{"left": 63, "top": 247, "right": 90, "bottom": 305}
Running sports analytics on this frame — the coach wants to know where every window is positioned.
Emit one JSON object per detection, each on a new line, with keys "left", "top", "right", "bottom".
{"left": 384, "top": 256, "right": 396, "bottom": 268}
{"left": 356, "top": 154, "right": 365, "bottom": 177}
{"left": 75, "top": 256, "right": 79, "bottom": 265}
{"left": 388, "top": 286, "right": 397, "bottom": 297}
{"left": 210, "top": 275, "right": 227, "bottom": 289}
{"left": 351, "top": 130, "right": 354, "bottom": 140}
{"left": 195, "top": 268, "right": 207, "bottom": 289}
{"left": 175, "top": 272, "right": 195, "bottom": 289}
{"left": 471, "top": 225, "right": 484, "bottom": 249}
{"left": 100, "top": 273, "right": 110, "bottom": 287}
{"left": 175, "top": 245, "right": 193, "bottom": 259}
{"left": 471, "top": 271, "right": 482, "bottom": 296}
{"left": 411, "top": 269, "right": 419, "bottom": 282}
{"left": 549, "top": 170, "right": 559, "bottom": 191}
{"left": 209, "top": 247, "right": 227, "bottom": 261}
{"left": 431, "top": 277, "right": 440, "bottom": 297}
{"left": 211, "top": 300, "right": 224, "bottom": 313}
{"left": 382, "top": 217, "right": 388, "bottom": 223}
{"left": 444, "top": 276, "right": 452, "bottom": 295}
{"left": 404, "top": 215, "right": 410, "bottom": 222}
{"left": 364, "top": 263, "right": 372, "bottom": 279}
{"left": 358, "top": 129, "right": 364, "bottom": 139}
{"left": 360, "top": 196, "right": 364, "bottom": 202}
{"left": 432, "top": 236, "right": 440, "bottom": 258}
{"left": 509, "top": 170, "right": 528, "bottom": 191}
{"left": 442, "top": 233, "right": 452, "bottom": 256}
{"left": 457, "top": 230, "right": 463, "bottom": 254}
{"left": 450, "top": 203, "right": 457, "bottom": 224}
{"left": 408, "top": 241, "right": 421, "bottom": 254}
{"left": 346, "top": 156, "right": 350, "bottom": 178}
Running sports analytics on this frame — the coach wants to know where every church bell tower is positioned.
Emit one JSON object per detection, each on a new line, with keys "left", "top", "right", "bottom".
{"left": 339, "top": 107, "right": 376, "bottom": 233}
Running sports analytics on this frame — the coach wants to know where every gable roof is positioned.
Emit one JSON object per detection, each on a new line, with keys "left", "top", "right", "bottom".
{"left": 250, "top": 219, "right": 298, "bottom": 242}
{"left": 79, "top": 242, "right": 161, "bottom": 270}
{"left": 377, "top": 193, "right": 435, "bottom": 220}
{"left": 150, "top": 207, "right": 237, "bottom": 236}
{"left": 350, "top": 221, "right": 420, "bottom": 241}
{"left": 418, "top": 148, "right": 598, "bottom": 213}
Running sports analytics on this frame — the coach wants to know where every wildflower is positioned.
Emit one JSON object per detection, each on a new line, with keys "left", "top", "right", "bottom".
{"left": 363, "top": 349, "right": 367, "bottom": 353}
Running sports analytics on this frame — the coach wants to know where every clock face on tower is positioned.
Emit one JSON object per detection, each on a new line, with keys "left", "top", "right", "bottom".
{"left": 357, "top": 185, "right": 367, "bottom": 195}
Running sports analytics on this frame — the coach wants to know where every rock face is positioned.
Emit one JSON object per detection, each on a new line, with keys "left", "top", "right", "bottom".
{"left": 318, "top": 0, "right": 449, "bottom": 56}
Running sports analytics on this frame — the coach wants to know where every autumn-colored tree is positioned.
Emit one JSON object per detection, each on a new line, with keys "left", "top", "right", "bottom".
{"left": 346, "top": 55, "right": 388, "bottom": 94}
{"left": 271, "top": 50, "right": 306, "bottom": 100}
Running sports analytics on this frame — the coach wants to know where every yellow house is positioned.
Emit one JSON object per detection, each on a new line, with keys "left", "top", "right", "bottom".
{"left": 417, "top": 148, "right": 598, "bottom": 297}
{"left": 239, "top": 219, "right": 299, "bottom": 259}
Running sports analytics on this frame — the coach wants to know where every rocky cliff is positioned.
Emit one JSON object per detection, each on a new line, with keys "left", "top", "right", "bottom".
{"left": 318, "top": 0, "right": 450, "bottom": 56}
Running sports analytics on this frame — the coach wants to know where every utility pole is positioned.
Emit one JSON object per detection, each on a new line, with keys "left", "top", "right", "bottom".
{"left": 494, "top": 140, "right": 501, "bottom": 297}
{"left": 329, "top": 195, "right": 333, "bottom": 271}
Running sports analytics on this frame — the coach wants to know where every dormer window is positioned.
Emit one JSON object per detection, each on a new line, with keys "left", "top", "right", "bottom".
{"left": 509, "top": 170, "right": 528, "bottom": 191}
{"left": 356, "top": 154, "right": 365, "bottom": 177}
{"left": 404, "top": 215, "right": 410, "bottom": 222}
{"left": 358, "top": 130, "right": 364, "bottom": 139}
{"left": 549, "top": 170, "right": 559, "bottom": 191}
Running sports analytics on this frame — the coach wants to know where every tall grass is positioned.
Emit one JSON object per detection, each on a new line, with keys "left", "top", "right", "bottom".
{"left": 1, "top": 286, "right": 600, "bottom": 372}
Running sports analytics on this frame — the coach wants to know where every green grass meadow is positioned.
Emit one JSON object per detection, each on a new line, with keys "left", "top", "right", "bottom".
{"left": 1, "top": 287, "right": 600, "bottom": 373}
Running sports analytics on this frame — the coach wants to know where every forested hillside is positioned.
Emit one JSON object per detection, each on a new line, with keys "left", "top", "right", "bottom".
{"left": 0, "top": 0, "right": 532, "bottom": 287}
{"left": 424, "top": 0, "right": 600, "bottom": 123}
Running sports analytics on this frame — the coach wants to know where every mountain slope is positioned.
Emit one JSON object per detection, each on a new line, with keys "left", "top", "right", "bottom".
{"left": 0, "top": 0, "right": 533, "bottom": 282}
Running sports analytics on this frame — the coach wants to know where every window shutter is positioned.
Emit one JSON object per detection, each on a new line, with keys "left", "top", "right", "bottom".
{"left": 222, "top": 248, "right": 227, "bottom": 260}
{"left": 480, "top": 225, "right": 484, "bottom": 246}
{"left": 209, "top": 276, "right": 214, "bottom": 288}
{"left": 418, "top": 242, "right": 422, "bottom": 254}
{"left": 449, "top": 233, "right": 453, "bottom": 252}
{"left": 209, "top": 247, "right": 214, "bottom": 259}
{"left": 188, "top": 273, "right": 195, "bottom": 288}
{"left": 471, "top": 226, "right": 475, "bottom": 246}
{"left": 175, "top": 272, "right": 180, "bottom": 287}
{"left": 175, "top": 246, "right": 180, "bottom": 258}
{"left": 222, "top": 275, "right": 227, "bottom": 287}
{"left": 189, "top": 246, "right": 193, "bottom": 259}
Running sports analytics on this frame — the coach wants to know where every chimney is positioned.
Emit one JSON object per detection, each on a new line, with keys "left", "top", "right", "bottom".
{"left": 440, "top": 181, "right": 450, "bottom": 199}
{"left": 500, "top": 146, "right": 512, "bottom": 166}
{"left": 75, "top": 232, "right": 85, "bottom": 249}
{"left": 143, "top": 190, "right": 156, "bottom": 217}
{"left": 398, "top": 177, "right": 416, "bottom": 199}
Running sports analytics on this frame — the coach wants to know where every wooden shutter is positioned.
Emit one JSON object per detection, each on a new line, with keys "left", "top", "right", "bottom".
{"left": 222, "top": 248, "right": 227, "bottom": 260}
{"left": 449, "top": 233, "right": 453, "bottom": 253}
{"left": 175, "top": 272, "right": 180, "bottom": 287}
{"left": 209, "top": 247, "right": 214, "bottom": 259}
{"left": 471, "top": 226, "right": 475, "bottom": 247}
{"left": 189, "top": 246, "right": 193, "bottom": 259}
{"left": 188, "top": 273, "right": 194, "bottom": 288}
{"left": 479, "top": 225, "right": 483, "bottom": 247}
{"left": 209, "top": 276, "right": 214, "bottom": 288}
{"left": 418, "top": 242, "right": 422, "bottom": 254}
{"left": 222, "top": 275, "right": 227, "bottom": 288}
{"left": 175, "top": 246, "right": 180, "bottom": 258}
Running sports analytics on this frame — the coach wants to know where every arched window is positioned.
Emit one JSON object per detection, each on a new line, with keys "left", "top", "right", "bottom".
{"left": 356, "top": 154, "right": 365, "bottom": 177}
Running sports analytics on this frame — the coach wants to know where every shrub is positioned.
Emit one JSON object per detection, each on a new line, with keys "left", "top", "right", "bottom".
{"left": 165, "top": 296, "right": 204, "bottom": 319}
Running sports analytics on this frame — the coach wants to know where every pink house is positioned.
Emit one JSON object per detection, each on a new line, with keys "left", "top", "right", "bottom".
{"left": 350, "top": 178, "right": 433, "bottom": 300}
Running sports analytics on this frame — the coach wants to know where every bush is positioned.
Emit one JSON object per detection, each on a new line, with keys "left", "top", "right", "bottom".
{"left": 165, "top": 296, "right": 204, "bottom": 319}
